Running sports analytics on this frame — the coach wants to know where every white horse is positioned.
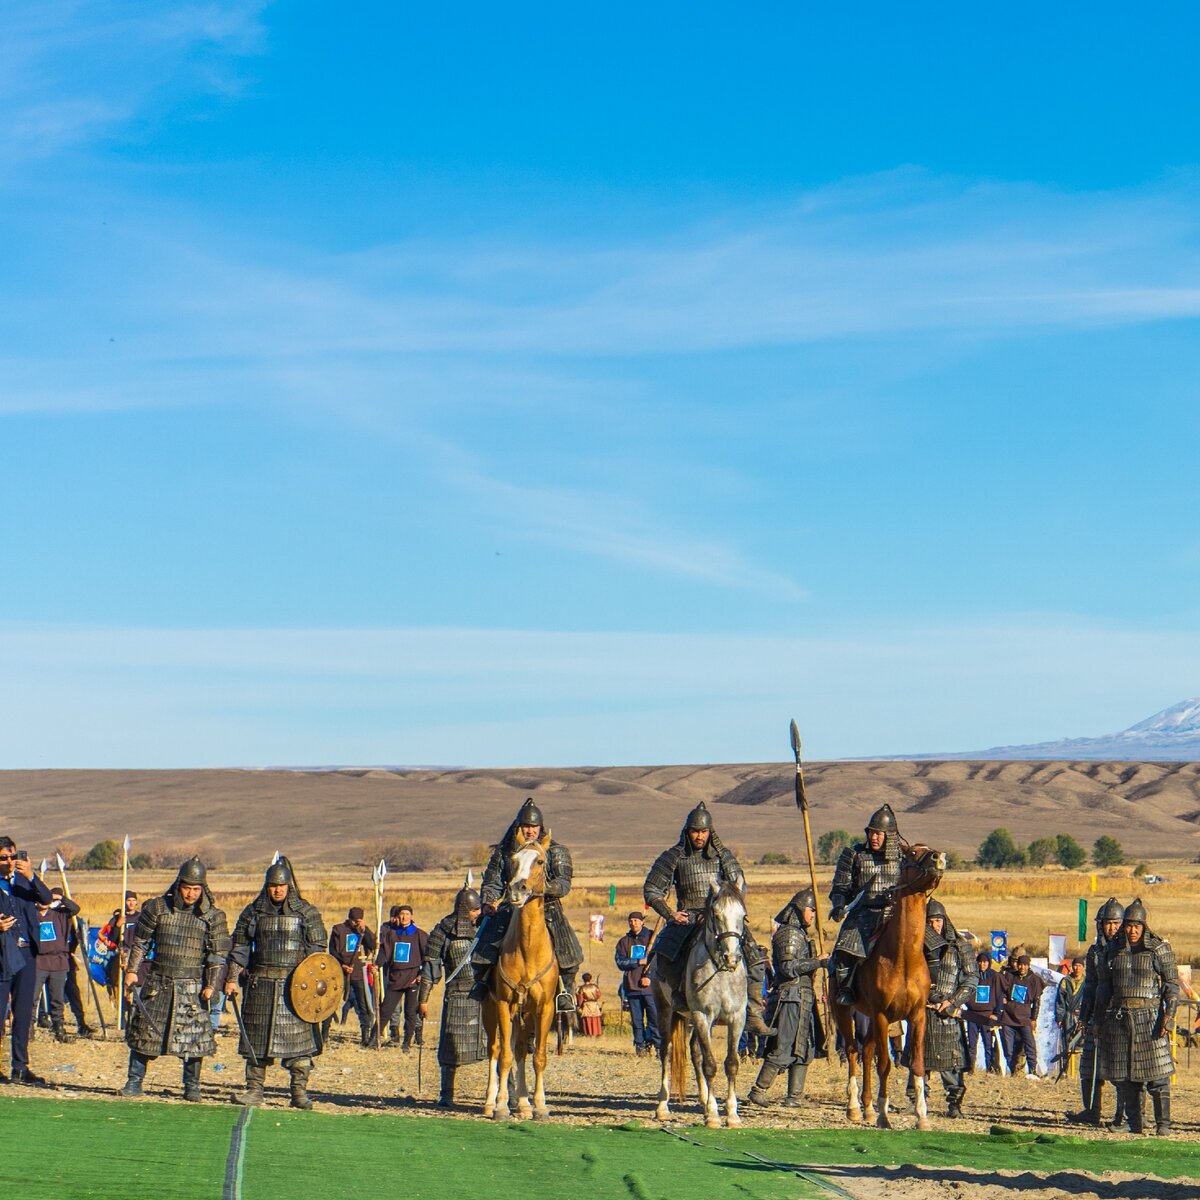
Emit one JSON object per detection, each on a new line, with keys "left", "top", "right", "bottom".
{"left": 651, "top": 877, "right": 749, "bottom": 1129}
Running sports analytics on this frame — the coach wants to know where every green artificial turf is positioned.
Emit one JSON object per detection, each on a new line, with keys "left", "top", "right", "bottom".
{"left": 10, "top": 1095, "right": 1200, "bottom": 1200}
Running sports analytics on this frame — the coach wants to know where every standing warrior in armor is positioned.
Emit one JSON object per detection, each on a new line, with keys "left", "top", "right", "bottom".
{"left": 643, "top": 802, "right": 772, "bottom": 1036}
{"left": 120, "top": 858, "right": 230, "bottom": 1100}
{"left": 827, "top": 804, "right": 903, "bottom": 1005}
{"left": 912, "top": 898, "right": 976, "bottom": 1119}
{"left": 748, "top": 886, "right": 826, "bottom": 1107}
{"left": 470, "top": 799, "right": 583, "bottom": 1012}
{"left": 1068, "top": 897, "right": 1124, "bottom": 1126}
{"left": 225, "top": 858, "right": 327, "bottom": 1110}
{"left": 419, "top": 877, "right": 486, "bottom": 1108}
{"left": 1094, "top": 897, "right": 1179, "bottom": 1136}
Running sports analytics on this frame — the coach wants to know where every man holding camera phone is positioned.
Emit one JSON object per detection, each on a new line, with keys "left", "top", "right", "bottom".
{"left": 0, "top": 836, "right": 54, "bottom": 1084}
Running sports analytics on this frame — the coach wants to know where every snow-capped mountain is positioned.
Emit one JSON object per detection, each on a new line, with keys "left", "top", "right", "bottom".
{"left": 927, "top": 698, "right": 1200, "bottom": 761}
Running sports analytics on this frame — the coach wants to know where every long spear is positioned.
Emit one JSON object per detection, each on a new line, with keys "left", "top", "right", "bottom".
{"left": 55, "top": 852, "right": 109, "bottom": 1040}
{"left": 118, "top": 834, "right": 131, "bottom": 1032}
{"left": 373, "top": 859, "right": 387, "bottom": 1050}
{"left": 790, "top": 719, "right": 832, "bottom": 1052}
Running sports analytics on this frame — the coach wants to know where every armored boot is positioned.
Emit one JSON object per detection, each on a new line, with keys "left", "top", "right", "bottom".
{"left": 234, "top": 1063, "right": 266, "bottom": 1107}
{"left": 182, "top": 1057, "right": 203, "bottom": 1102}
{"left": 747, "top": 1063, "right": 780, "bottom": 1106}
{"left": 288, "top": 1058, "right": 314, "bottom": 1111}
{"left": 782, "top": 1064, "right": 808, "bottom": 1108}
{"left": 744, "top": 996, "right": 774, "bottom": 1038}
{"left": 1126, "top": 1084, "right": 1145, "bottom": 1135}
{"left": 833, "top": 953, "right": 858, "bottom": 1006}
{"left": 1151, "top": 1087, "right": 1170, "bottom": 1136}
{"left": 119, "top": 1051, "right": 149, "bottom": 1098}
{"left": 468, "top": 962, "right": 491, "bottom": 1002}
{"left": 437, "top": 1067, "right": 456, "bottom": 1108}
{"left": 52, "top": 1022, "right": 75, "bottom": 1044}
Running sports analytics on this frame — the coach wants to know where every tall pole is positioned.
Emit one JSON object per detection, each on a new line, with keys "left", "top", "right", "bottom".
{"left": 374, "top": 859, "right": 387, "bottom": 1050}
{"left": 118, "top": 834, "right": 130, "bottom": 1032}
{"left": 790, "top": 719, "right": 832, "bottom": 1052}
{"left": 55, "top": 852, "right": 108, "bottom": 1039}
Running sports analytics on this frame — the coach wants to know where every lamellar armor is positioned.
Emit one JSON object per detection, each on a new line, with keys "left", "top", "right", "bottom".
{"left": 420, "top": 892, "right": 486, "bottom": 1068}
{"left": 921, "top": 919, "right": 976, "bottom": 1072}
{"left": 829, "top": 807, "right": 902, "bottom": 959}
{"left": 125, "top": 865, "right": 230, "bottom": 1060}
{"left": 1096, "top": 910, "right": 1179, "bottom": 1084}
{"left": 228, "top": 864, "right": 327, "bottom": 1062}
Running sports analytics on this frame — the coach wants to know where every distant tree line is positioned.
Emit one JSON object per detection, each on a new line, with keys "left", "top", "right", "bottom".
{"left": 975, "top": 829, "right": 1124, "bottom": 869}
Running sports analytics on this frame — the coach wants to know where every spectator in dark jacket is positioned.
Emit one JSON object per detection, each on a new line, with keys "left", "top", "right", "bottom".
{"left": 615, "top": 912, "right": 659, "bottom": 1055}
{"left": 329, "top": 907, "right": 377, "bottom": 1045}
{"left": 999, "top": 954, "right": 1045, "bottom": 1078}
{"left": 965, "top": 951, "right": 1002, "bottom": 1072}
{"left": 376, "top": 904, "right": 428, "bottom": 1051}
{"left": 33, "top": 886, "right": 80, "bottom": 1043}
{"left": 0, "top": 837, "right": 54, "bottom": 1084}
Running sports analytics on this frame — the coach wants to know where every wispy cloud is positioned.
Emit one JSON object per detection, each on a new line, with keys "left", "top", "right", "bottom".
{"left": 3, "top": 619, "right": 1198, "bottom": 766}
{"left": 1, "top": 0, "right": 267, "bottom": 162}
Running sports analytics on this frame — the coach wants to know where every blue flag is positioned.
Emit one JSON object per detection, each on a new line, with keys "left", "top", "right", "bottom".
{"left": 86, "top": 926, "right": 115, "bottom": 985}
{"left": 990, "top": 930, "right": 1007, "bottom": 962}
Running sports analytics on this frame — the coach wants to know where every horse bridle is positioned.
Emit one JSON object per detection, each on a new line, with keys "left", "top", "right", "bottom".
{"left": 702, "top": 895, "right": 746, "bottom": 975}
{"left": 876, "top": 842, "right": 943, "bottom": 906}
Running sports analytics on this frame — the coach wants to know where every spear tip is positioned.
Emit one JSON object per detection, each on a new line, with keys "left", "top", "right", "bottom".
{"left": 789, "top": 718, "right": 802, "bottom": 757}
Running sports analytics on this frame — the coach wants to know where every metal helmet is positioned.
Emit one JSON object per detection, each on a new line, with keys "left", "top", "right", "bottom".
{"left": 1097, "top": 897, "right": 1125, "bottom": 925}
{"left": 926, "top": 898, "right": 947, "bottom": 921}
{"left": 685, "top": 802, "right": 713, "bottom": 832}
{"left": 454, "top": 886, "right": 482, "bottom": 916}
{"left": 1123, "top": 897, "right": 1148, "bottom": 925}
{"left": 264, "top": 859, "right": 292, "bottom": 888}
{"left": 516, "top": 798, "right": 544, "bottom": 828}
{"left": 866, "top": 804, "right": 897, "bottom": 834}
{"left": 773, "top": 886, "right": 815, "bottom": 926}
{"left": 177, "top": 857, "right": 207, "bottom": 886}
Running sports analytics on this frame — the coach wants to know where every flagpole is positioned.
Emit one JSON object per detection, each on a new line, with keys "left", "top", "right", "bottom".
{"left": 118, "top": 834, "right": 131, "bottom": 1032}
{"left": 56, "top": 852, "right": 109, "bottom": 1040}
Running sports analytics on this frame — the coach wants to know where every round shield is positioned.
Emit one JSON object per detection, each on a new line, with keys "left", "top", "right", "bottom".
{"left": 288, "top": 952, "right": 345, "bottom": 1024}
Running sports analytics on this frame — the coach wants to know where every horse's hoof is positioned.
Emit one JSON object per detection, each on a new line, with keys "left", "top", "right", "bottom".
{"left": 875, "top": 1113, "right": 891, "bottom": 1130}
{"left": 864, "top": 1107, "right": 877, "bottom": 1123}
{"left": 517, "top": 1103, "right": 533, "bottom": 1117}
{"left": 847, "top": 1106, "right": 863, "bottom": 1123}
{"left": 655, "top": 1105, "right": 670, "bottom": 1122}
{"left": 726, "top": 1116, "right": 742, "bottom": 1128}
{"left": 705, "top": 1117, "right": 722, "bottom": 1130}
{"left": 916, "top": 1117, "right": 932, "bottom": 1132}
{"left": 482, "top": 1106, "right": 494, "bottom": 1119}
{"left": 533, "top": 1107, "right": 550, "bottom": 1121}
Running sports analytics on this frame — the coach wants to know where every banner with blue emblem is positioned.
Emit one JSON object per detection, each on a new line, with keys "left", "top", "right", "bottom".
{"left": 392, "top": 941, "right": 412, "bottom": 964}
{"left": 990, "top": 930, "right": 1007, "bottom": 963}
{"left": 86, "top": 926, "right": 115, "bottom": 985}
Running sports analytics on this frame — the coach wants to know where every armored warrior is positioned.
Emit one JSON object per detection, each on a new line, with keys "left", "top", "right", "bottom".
{"left": 118, "top": 858, "right": 230, "bottom": 1100}
{"left": 1094, "top": 897, "right": 1179, "bottom": 1136}
{"left": 470, "top": 799, "right": 583, "bottom": 1012}
{"left": 910, "top": 898, "right": 976, "bottom": 1118}
{"left": 643, "top": 802, "right": 771, "bottom": 1036}
{"left": 748, "top": 886, "right": 827, "bottom": 1107}
{"left": 225, "top": 858, "right": 327, "bottom": 1109}
{"left": 1067, "top": 897, "right": 1125, "bottom": 1126}
{"left": 419, "top": 877, "right": 486, "bottom": 1107}
{"left": 827, "top": 804, "right": 903, "bottom": 1005}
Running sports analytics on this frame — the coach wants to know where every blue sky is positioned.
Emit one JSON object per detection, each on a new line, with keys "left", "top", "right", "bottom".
{"left": 2, "top": 3, "right": 1199, "bottom": 766}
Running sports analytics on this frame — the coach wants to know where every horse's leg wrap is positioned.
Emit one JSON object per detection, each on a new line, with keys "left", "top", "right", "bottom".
{"left": 912, "top": 1073, "right": 928, "bottom": 1128}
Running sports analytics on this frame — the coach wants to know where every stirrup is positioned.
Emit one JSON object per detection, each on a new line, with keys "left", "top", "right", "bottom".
{"left": 555, "top": 989, "right": 576, "bottom": 1013}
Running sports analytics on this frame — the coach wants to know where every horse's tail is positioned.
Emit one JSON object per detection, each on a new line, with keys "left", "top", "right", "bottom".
{"left": 670, "top": 1015, "right": 688, "bottom": 1103}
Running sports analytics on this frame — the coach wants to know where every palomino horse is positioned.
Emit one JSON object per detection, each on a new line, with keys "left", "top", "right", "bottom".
{"left": 651, "top": 877, "right": 749, "bottom": 1129}
{"left": 831, "top": 843, "right": 945, "bottom": 1131}
{"left": 481, "top": 830, "right": 559, "bottom": 1121}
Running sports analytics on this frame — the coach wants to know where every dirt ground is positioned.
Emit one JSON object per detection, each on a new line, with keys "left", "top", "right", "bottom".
{"left": 21, "top": 1013, "right": 1200, "bottom": 1136}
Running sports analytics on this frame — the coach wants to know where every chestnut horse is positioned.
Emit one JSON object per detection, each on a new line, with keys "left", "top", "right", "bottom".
{"left": 481, "top": 830, "right": 559, "bottom": 1121}
{"left": 830, "top": 843, "right": 945, "bottom": 1130}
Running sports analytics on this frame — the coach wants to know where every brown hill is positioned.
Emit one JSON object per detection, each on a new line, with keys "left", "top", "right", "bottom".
{"left": 2, "top": 759, "right": 1198, "bottom": 866}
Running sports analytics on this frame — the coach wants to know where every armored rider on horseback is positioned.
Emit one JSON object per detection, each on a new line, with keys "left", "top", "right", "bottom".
{"left": 470, "top": 798, "right": 583, "bottom": 1013}
{"left": 828, "top": 804, "right": 903, "bottom": 1005}
{"left": 643, "top": 802, "right": 772, "bottom": 1037}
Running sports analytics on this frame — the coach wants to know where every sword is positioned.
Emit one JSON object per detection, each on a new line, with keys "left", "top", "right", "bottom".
{"left": 228, "top": 993, "right": 260, "bottom": 1069}
{"left": 128, "top": 987, "right": 165, "bottom": 1042}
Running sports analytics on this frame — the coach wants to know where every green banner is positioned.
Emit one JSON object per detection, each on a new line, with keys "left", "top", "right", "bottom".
{"left": 609, "top": 884, "right": 616, "bottom": 908}
{"left": 1078, "top": 898, "right": 1088, "bottom": 942}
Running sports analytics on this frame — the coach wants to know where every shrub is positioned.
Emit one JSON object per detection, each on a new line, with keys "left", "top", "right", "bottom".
{"left": 944, "top": 849, "right": 964, "bottom": 871}
{"left": 817, "top": 829, "right": 853, "bottom": 865}
{"left": 73, "top": 839, "right": 120, "bottom": 870}
{"left": 129, "top": 852, "right": 154, "bottom": 869}
{"left": 1055, "top": 834, "right": 1087, "bottom": 869}
{"left": 53, "top": 842, "right": 77, "bottom": 869}
{"left": 975, "top": 828, "right": 1024, "bottom": 869}
{"left": 1092, "top": 836, "right": 1125, "bottom": 868}
{"left": 759, "top": 851, "right": 790, "bottom": 865}
{"left": 1026, "top": 837, "right": 1058, "bottom": 867}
